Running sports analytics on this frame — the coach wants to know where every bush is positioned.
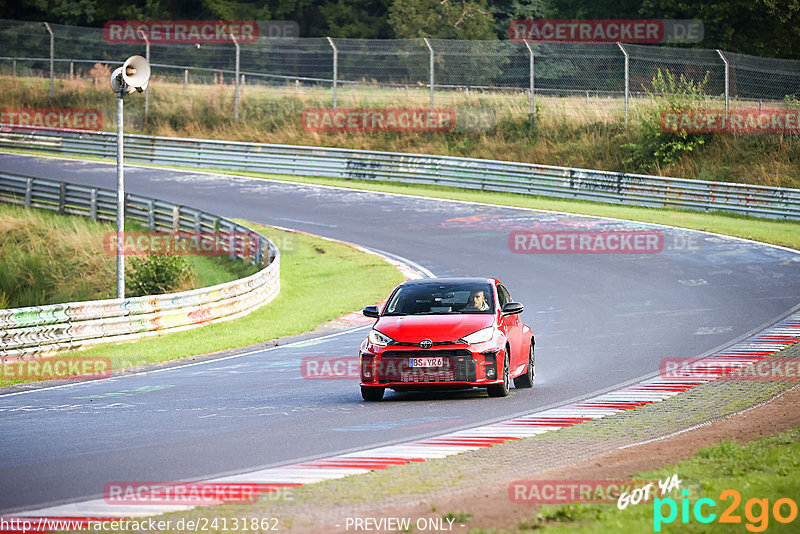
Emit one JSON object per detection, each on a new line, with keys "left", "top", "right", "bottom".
{"left": 623, "top": 70, "right": 713, "bottom": 172}
{"left": 126, "top": 254, "right": 192, "bottom": 297}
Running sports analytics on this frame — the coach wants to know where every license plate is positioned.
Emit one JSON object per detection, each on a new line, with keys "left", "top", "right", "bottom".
{"left": 409, "top": 357, "right": 444, "bottom": 368}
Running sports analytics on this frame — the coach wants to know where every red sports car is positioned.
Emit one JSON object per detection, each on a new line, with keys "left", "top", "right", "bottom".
{"left": 359, "top": 277, "right": 535, "bottom": 401}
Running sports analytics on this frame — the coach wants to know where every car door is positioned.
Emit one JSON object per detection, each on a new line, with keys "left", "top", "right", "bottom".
{"left": 497, "top": 283, "right": 524, "bottom": 375}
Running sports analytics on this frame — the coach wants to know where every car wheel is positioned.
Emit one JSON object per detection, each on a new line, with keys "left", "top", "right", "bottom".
{"left": 513, "top": 341, "right": 535, "bottom": 388}
{"left": 487, "top": 350, "right": 510, "bottom": 397}
{"left": 361, "top": 386, "right": 385, "bottom": 401}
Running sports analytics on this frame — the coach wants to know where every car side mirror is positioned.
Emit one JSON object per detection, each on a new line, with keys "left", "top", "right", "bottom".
{"left": 502, "top": 302, "right": 524, "bottom": 315}
{"left": 362, "top": 305, "right": 380, "bottom": 318}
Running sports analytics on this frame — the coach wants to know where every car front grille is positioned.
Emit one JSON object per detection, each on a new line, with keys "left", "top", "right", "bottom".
{"left": 378, "top": 350, "right": 476, "bottom": 383}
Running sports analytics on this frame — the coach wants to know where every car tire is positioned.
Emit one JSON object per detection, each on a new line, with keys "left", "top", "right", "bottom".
{"left": 487, "top": 350, "right": 510, "bottom": 397}
{"left": 361, "top": 386, "right": 385, "bottom": 401}
{"left": 513, "top": 341, "right": 535, "bottom": 389}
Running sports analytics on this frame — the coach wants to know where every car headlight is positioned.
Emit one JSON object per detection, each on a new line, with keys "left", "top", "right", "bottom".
{"left": 459, "top": 326, "right": 494, "bottom": 345}
{"left": 368, "top": 329, "right": 394, "bottom": 347}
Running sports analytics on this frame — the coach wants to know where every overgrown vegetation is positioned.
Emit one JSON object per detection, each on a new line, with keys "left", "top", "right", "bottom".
{"left": 623, "top": 70, "right": 713, "bottom": 173}
{"left": 2, "top": 74, "right": 799, "bottom": 188}
{"left": 0, "top": 203, "right": 257, "bottom": 308}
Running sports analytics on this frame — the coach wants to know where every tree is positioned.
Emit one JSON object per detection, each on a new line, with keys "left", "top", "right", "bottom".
{"left": 389, "top": 0, "right": 497, "bottom": 39}
{"left": 488, "top": 0, "right": 547, "bottom": 39}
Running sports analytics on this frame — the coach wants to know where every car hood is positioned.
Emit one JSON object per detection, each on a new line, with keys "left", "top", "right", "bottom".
{"left": 374, "top": 314, "right": 494, "bottom": 343}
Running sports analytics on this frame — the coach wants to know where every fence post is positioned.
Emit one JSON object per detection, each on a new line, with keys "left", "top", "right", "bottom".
{"left": 231, "top": 33, "right": 240, "bottom": 121}
{"left": 327, "top": 37, "right": 338, "bottom": 108}
{"left": 69, "top": 61, "right": 73, "bottom": 79}
{"left": 43, "top": 22, "right": 54, "bottom": 100}
{"left": 423, "top": 38, "right": 434, "bottom": 110}
{"left": 523, "top": 41, "right": 535, "bottom": 125}
{"left": 183, "top": 69, "right": 188, "bottom": 89}
{"left": 617, "top": 42, "right": 629, "bottom": 126}
{"left": 138, "top": 29, "right": 150, "bottom": 119}
{"left": 13, "top": 59, "right": 16, "bottom": 77}
{"left": 716, "top": 49, "right": 729, "bottom": 111}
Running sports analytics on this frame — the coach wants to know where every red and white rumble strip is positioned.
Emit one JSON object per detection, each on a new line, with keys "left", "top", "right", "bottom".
{"left": 3, "top": 311, "right": 798, "bottom": 529}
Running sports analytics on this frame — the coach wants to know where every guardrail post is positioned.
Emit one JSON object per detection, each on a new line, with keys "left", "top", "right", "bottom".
{"left": 229, "top": 230, "right": 235, "bottom": 260}
{"left": 58, "top": 182, "right": 66, "bottom": 215}
{"left": 327, "top": 36, "right": 338, "bottom": 109}
{"left": 25, "top": 178, "right": 32, "bottom": 208}
{"left": 423, "top": 38, "right": 434, "bottom": 110}
{"left": 193, "top": 211, "right": 201, "bottom": 234}
{"left": 44, "top": 22, "right": 54, "bottom": 100}
{"left": 523, "top": 41, "right": 535, "bottom": 125}
{"left": 90, "top": 188, "right": 97, "bottom": 220}
{"left": 716, "top": 49, "right": 729, "bottom": 111}
{"left": 256, "top": 236, "right": 263, "bottom": 265}
{"left": 231, "top": 33, "right": 240, "bottom": 121}
{"left": 147, "top": 199, "right": 154, "bottom": 229}
{"left": 617, "top": 42, "right": 629, "bottom": 126}
{"left": 172, "top": 205, "right": 180, "bottom": 231}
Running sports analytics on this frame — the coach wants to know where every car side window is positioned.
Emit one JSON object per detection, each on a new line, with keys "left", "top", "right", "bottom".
{"left": 497, "top": 284, "right": 510, "bottom": 308}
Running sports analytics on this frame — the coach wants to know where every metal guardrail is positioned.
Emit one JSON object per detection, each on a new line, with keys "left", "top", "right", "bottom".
{"left": 0, "top": 171, "right": 280, "bottom": 358}
{"left": 1, "top": 124, "right": 799, "bottom": 220}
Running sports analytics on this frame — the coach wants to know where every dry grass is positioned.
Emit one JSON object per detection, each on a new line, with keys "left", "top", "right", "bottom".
{"left": 1, "top": 74, "right": 798, "bottom": 188}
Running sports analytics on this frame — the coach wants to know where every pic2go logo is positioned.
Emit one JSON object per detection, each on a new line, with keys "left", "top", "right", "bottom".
{"left": 653, "top": 489, "right": 798, "bottom": 532}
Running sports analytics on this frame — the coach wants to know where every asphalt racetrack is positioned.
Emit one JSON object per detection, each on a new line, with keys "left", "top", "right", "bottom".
{"left": 1, "top": 152, "right": 799, "bottom": 514}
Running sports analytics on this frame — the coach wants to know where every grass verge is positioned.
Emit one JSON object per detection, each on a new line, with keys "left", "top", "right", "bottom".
{"left": 517, "top": 426, "right": 800, "bottom": 533}
{"left": 0, "top": 202, "right": 256, "bottom": 308}
{"left": 0, "top": 223, "right": 406, "bottom": 387}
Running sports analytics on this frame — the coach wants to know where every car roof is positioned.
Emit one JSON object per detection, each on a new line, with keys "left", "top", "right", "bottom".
{"left": 399, "top": 277, "right": 497, "bottom": 286}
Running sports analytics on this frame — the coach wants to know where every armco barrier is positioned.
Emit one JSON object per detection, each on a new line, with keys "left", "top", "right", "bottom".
{"left": 0, "top": 171, "right": 280, "bottom": 359}
{"left": 1, "top": 124, "right": 798, "bottom": 220}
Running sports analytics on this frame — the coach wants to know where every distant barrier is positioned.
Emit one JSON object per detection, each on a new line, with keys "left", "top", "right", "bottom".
{"left": 0, "top": 125, "right": 798, "bottom": 220}
{"left": 0, "top": 171, "right": 280, "bottom": 359}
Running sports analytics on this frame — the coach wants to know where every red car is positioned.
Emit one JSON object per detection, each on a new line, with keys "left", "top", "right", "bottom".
{"left": 359, "top": 277, "right": 535, "bottom": 401}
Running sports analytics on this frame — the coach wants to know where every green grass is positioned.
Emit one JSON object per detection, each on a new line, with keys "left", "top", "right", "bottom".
{"left": 0, "top": 223, "right": 406, "bottom": 387}
{"left": 513, "top": 426, "right": 800, "bottom": 533}
{"left": 0, "top": 202, "right": 257, "bottom": 308}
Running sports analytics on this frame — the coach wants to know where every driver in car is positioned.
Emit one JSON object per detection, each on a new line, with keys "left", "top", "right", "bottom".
{"left": 462, "top": 290, "right": 490, "bottom": 311}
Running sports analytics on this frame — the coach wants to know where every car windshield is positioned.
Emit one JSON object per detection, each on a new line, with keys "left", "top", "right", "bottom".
{"left": 383, "top": 282, "right": 494, "bottom": 315}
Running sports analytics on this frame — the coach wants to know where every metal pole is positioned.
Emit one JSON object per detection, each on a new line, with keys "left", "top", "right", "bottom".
{"left": 231, "top": 34, "right": 240, "bottom": 120}
{"left": 327, "top": 37, "right": 338, "bottom": 108}
{"left": 423, "top": 38, "right": 434, "bottom": 110}
{"left": 116, "top": 90, "right": 125, "bottom": 298}
{"left": 184, "top": 69, "right": 188, "bottom": 89}
{"left": 617, "top": 42, "right": 629, "bottom": 126}
{"left": 524, "top": 41, "right": 535, "bottom": 125}
{"left": 44, "top": 22, "right": 54, "bottom": 99}
{"left": 716, "top": 49, "right": 729, "bottom": 111}
{"left": 139, "top": 29, "right": 150, "bottom": 119}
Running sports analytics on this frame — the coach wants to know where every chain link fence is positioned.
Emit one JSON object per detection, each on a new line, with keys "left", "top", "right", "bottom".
{"left": 1, "top": 18, "right": 799, "bottom": 121}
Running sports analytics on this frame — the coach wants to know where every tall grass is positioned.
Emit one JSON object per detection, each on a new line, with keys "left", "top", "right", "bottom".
{"left": 1, "top": 73, "right": 798, "bottom": 188}
{"left": 0, "top": 203, "right": 258, "bottom": 308}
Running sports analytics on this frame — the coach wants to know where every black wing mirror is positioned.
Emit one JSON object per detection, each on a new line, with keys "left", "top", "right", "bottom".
{"left": 502, "top": 302, "right": 524, "bottom": 315}
{"left": 362, "top": 305, "right": 380, "bottom": 318}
